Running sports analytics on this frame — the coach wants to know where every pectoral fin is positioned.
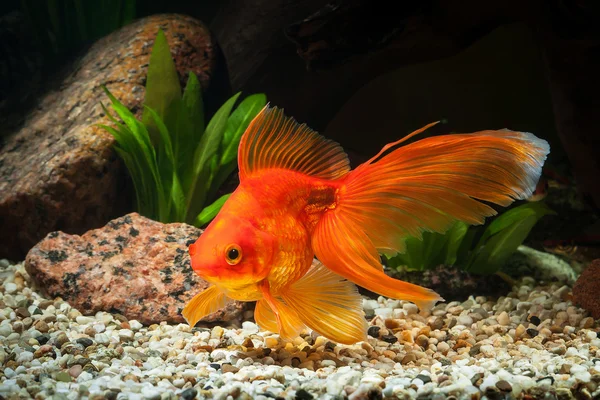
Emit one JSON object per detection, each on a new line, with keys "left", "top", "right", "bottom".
{"left": 182, "top": 285, "right": 231, "bottom": 327}
{"left": 280, "top": 260, "right": 368, "bottom": 345}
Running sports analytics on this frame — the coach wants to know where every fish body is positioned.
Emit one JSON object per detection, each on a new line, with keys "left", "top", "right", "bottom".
{"left": 184, "top": 106, "right": 550, "bottom": 345}
{"left": 194, "top": 170, "right": 335, "bottom": 298}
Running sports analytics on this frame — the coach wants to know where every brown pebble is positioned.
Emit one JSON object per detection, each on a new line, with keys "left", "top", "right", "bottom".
{"left": 120, "top": 321, "right": 131, "bottom": 329}
{"left": 416, "top": 335, "right": 429, "bottom": 348}
{"left": 515, "top": 324, "right": 526, "bottom": 338}
{"left": 471, "top": 372, "right": 484, "bottom": 386}
{"left": 469, "top": 344, "right": 481, "bottom": 356}
{"left": 34, "top": 345, "right": 56, "bottom": 359}
{"left": 38, "top": 300, "right": 53, "bottom": 309}
{"left": 550, "top": 325, "right": 563, "bottom": 333}
{"left": 13, "top": 275, "right": 25, "bottom": 290}
{"left": 113, "top": 314, "right": 128, "bottom": 323}
{"left": 580, "top": 317, "right": 594, "bottom": 329}
{"left": 123, "top": 373, "right": 140, "bottom": 382}
{"left": 55, "top": 332, "right": 69, "bottom": 347}
{"left": 401, "top": 353, "right": 417, "bottom": 365}
{"left": 192, "top": 345, "right": 213, "bottom": 353}
{"left": 385, "top": 319, "right": 401, "bottom": 330}
{"left": 84, "top": 326, "right": 96, "bottom": 337}
{"left": 15, "top": 307, "right": 30, "bottom": 318}
{"left": 221, "top": 364, "right": 239, "bottom": 373}
{"left": 242, "top": 338, "right": 254, "bottom": 349}
{"left": 453, "top": 339, "right": 472, "bottom": 350}
{"left": 400, "top": 330, "right": 413, "bottom": 344}
{"left": 496, "top": 380, "right": 512, "bottom": 392}
{"left": 34, "top": 320, "right": 49, "bottom": 333}
{"left": 429, "top": 317, "right": 444, "bottom": 330}
{"left": 559, "top": 364, "right": 571, "bottom": 374}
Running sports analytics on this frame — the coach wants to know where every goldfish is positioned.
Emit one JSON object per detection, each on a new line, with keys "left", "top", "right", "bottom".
{"left": 183, "top": 105, "right": 550, "bottom": 345}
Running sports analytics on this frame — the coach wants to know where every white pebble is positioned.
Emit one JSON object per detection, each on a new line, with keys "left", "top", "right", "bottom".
{"left": 3, "top": 283, "right": 17, "bottom": 294}
{"left": 75, "top": 316, "right": 94, "bottom": 325}
{"left": 374, "top": 308, "right": 393, "bottom": 319}
{"left": 95, "top": 333, "right": 110, "bottom": 345}
{"left": 77, "top": 371, "right": 94, "bottom": 382}
{"left": 0, "top": 324, "right": 12, "bottom": 337}
{"left": 119, "top": 329, "right": 134, "bottom": 340}
{"left": 403, "top": 303, "right": 419, "bottom": 315}
{"left": 497, "top": 311, "right": 510, "bottom": 326}
{"left": 16, "top": 351, "right": 33, "bottom": 363}
{"left": 241, "top": 321, "right": 259, "bottom": 333}
{"left": 129, "top": 320, "right": 143, "bottom": 331}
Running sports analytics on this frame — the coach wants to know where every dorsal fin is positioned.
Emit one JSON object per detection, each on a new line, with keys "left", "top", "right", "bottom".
{"left": 237, "top": 105, "right": 350, "bottom": 180}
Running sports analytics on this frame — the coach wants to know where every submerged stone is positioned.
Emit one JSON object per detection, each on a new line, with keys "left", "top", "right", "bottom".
{"left": 24, "top": 212, "right": 245, "bottom": 325}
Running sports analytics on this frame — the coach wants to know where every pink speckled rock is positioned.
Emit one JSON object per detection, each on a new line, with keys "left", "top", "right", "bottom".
{"left": 24, "top": 213, "right": 245, "bottom": 325}
{"left": 573, "top": 259, "right": 600, "bottom": 320}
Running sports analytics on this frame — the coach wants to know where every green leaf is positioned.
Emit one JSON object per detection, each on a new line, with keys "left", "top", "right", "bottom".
{"left": 194, "top": 194, "right": 231, "bottom": 227}
{"left": 142, "top": 29, "right": 182, "bottom": 142}
{"left": 220, "top": 93, "right": 266, "bottom": 166}
{"left": 208, "top": 93, "right": 266, "bottom": 199}
{"left": 384, "top": 230, "right": 446, "bottom": 272}
{"left": 145, "top": 106, "right": 177, "bottom": 221}
{"left": 175, "top": 72, "right": 204, "bottom": 179}
{"left": 169, "top": 171, "right": 186, "bottom": 222}
{"left": 145, "top": 106, "right": 175, "bottom": 164}
{"left": 443, "top": 221, "right": 469, "bottom": 265}
{"left": 182, "top": 72, "right": 205, "bottom": 139}
{"left": 184, "top": 92, "right": 241, "bottom": 223}
{"left": 103, "top": 89, "right": 160, "bottom": 182}
{"left": 99, "top": 87, "right": 166, "bottom": 221}
{"left": 463, "top": 202, "right": 556, "bottom": 274}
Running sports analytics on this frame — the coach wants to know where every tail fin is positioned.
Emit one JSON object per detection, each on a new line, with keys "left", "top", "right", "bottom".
{"left": 312, "top": 125, "right": 549, "bottom": 308}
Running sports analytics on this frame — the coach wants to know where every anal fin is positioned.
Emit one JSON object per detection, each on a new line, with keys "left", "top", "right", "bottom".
{"left": 259, "top": 281, "right": 306, "bottom": 340}
{"left": 280, "top": 260, "right": 368, "bottom": 345}
{"left": 254, "top": 299, "right": 278, "bottom": 333}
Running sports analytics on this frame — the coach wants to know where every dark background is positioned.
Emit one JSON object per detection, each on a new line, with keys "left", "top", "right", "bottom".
{"left": 1, "top": 0, "right": 599, "bottom": 209}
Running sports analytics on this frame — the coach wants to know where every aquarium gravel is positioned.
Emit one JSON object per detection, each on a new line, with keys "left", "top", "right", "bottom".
{"left": 1, "top": 259, "right": 599, "bottom": 400}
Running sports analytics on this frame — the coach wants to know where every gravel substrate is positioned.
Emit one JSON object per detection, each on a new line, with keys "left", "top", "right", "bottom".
{"left": 1, "top": 259, "right": 599, "bottom": 400}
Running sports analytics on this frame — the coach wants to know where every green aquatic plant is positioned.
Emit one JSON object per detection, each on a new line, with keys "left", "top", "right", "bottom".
{"left": 98, "top": 29, "right": 266, "bottom": 226}
{"left": 384, "top": 202, "right": 556, "bottom": 275}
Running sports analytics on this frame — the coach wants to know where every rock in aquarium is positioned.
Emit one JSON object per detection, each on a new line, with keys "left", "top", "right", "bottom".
{"left": 0, "top": 14, "right": 218, "bottom": 261}
{"left": 24, "top": 212, "right": 245, "bottom": 325}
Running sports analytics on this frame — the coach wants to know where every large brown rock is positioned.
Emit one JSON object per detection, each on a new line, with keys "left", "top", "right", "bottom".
{"left": 0, "top": 14, "right": 219, "bottom": 261}
{"left": 24, "top": 213, "right": 245, "bottom": 325}
{"left": 572, "top": 259, "right": 600, "bottom": 320}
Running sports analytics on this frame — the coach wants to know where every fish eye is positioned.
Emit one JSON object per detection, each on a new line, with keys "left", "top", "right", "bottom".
{"left": 225, "top": 244, "right": 242, "bottom": 265}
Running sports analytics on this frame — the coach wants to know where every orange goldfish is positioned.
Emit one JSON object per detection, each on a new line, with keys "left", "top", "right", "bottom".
{"left": 183, "top": 106, "right": 549, "bottom": 344}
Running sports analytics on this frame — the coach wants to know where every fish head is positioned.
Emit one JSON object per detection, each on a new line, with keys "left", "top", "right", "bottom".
{"left": 188, "top": 212, "right": 275, "bottom": 290}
